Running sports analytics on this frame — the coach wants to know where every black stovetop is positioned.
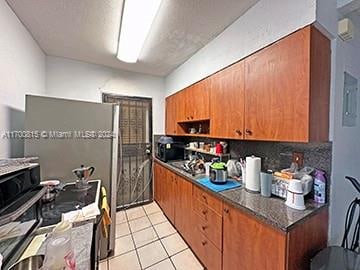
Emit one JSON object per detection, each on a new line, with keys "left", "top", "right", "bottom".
{"left": 41, "top": 181, "right": 99, "bottom": 227}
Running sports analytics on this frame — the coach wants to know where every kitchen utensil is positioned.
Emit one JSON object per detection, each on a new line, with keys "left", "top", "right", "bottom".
{"left": 205, "top": 162, "right": 211, "bottom": 176}
{"left": 72, "top": 165, "right": 95, "bottom": 180}
{"left": 226, "top": 160, "right": 241, "bottom": 178}
{"left": 209, "top": 162, "right": 228, "bottom": 184}
{"left": 189, "top": 128, "right": 196, "bottom": 134}
{"left": 285, "top": 180, "right": 306, "bottom": 210}
{"left": 40, "top": 180, "right": 60, "bottom": 203}
{"left": 189, "top": 142, "right": 198, "bottom": 149}
{"left": 272, "top": 174, "right": 313, "bottom": 199}
{"left": 72, "top": 165, "right": 95, "bottom": 190}
{"left": 42, "top": 186, "right": 56, "bottom": 203}
{"left": 245, "top": 156, "right": 261, "bottom": 192}
{"left": 40, "top": 180, "right": 60, "bottom": 186}
{"left": 260, "top": 171, "right": 273, "bottom": 197}
{"left": 215, "top": 143, "right": 223, "bottom": 154}
{"left": 220, "top": 141, "right": 228, "bottom": 153}
{"left": 8, "top": 255, "right": 44, "bottom": 270}
{"left": 239, "top": 158, "right": 246, "bottom": 185}
{"left": 204, "top": 144, "right": 211, "bottom": 152}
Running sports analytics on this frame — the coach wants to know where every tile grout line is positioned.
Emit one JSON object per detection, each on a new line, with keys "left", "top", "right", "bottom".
{"left": 114, "top": 203, "right": 198, "bottom": 270}
{"left": 126, "top": 209, "right": 144, "bottom": 270}
{"left": 142, "top": 203, "right": 178, "bottom": 270}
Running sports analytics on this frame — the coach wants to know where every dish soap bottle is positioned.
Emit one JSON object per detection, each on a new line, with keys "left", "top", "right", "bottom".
{"left": 314, "top": 169, "right": 326, "bottom": 203}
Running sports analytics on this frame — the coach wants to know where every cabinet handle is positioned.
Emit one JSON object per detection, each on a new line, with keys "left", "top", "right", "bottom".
{"left": 202, "top": 195, "right": 207, "bottom": 202}
{"left": 245, "top": 129, "right": 252, "bottom": 135}
{"left": 201, "top": 240, "right": 207, "bottom": 246}
{"left": 202, "top": 209, "right": 208, "bottom": 215}
{"left": 201, "top": 225, "right": 207, "bottom": 231}
{"left": 235, "top": 129, "right": 242, "bottom": 135}
{"left": 191, "top": 116, "right": 194, "bottom": 119}
{"left": 224, "top": 208, "right": 229, "bottom": 214}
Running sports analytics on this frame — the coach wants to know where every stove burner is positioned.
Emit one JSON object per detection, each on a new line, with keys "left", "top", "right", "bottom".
{"left": 40, "top": 182, "right": 98, "bottom": 227}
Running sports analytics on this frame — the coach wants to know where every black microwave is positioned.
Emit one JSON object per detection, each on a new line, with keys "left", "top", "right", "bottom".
{"left": 0, "top": 164, "right": 45, "bottom": 269}
{"left": 156, "top": 142, "right": 185, "bottom": 162}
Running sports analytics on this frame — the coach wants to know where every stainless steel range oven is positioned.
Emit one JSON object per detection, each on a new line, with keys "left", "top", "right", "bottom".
{"left": 0, "top": 164, "right": 45, "bottom": 269}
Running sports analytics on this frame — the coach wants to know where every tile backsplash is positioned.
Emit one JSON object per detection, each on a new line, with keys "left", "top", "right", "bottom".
{"left": 228, "top": 141, "right": 332, "bottom": 177}
{"left": 154, "top": 135, "right": 332, "bottom": 179}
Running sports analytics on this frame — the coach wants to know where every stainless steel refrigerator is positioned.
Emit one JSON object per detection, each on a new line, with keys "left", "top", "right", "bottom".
{"left": 24, "top": 95, "right": 119, "bottom": 259}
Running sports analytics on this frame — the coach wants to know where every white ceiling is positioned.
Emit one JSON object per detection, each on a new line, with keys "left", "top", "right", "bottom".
{"left": 6, "top": 0, "right": 259, "bottom": 76}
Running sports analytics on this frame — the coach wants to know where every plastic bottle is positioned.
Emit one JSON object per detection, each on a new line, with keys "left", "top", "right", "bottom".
{"left": 314, "top": 169, "right": 326, "bottom": 203}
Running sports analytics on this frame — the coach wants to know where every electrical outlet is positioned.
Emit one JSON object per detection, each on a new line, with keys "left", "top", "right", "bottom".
{"left": 292, "top": 152, "right": 304, "bottom": 168}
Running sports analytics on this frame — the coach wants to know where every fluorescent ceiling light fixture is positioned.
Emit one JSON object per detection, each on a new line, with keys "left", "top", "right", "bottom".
{"left": 117, "top": 0, "right": 162, "bottom": 63}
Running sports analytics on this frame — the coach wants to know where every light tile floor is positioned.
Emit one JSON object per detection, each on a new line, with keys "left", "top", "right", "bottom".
{"left": 100, "top": 202, "right": 204, "bottom": 270}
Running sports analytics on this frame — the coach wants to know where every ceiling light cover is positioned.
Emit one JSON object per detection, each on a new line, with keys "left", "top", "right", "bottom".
{"left": 117, "top": 0, "right": 162, "bottom": 63}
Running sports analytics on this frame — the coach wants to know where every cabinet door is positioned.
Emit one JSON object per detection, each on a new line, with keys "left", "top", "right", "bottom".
{"left": 165, "top": 95, "right": 177, "bottom": 135}
{"left": 223, "top": 203, "right": 286, "bottom": 270}
{"left": 175, "top": 91, "right": 187, "bottom": 122}
{"left": 153, "top": 163, "right": 163, "bottom": 208}
{"left": 244, "top": 28, "right": 310, "bottom": 142}
{"left": 184, "top": 80, "right": 210, "bottom": 121}
{"left": 210, "top": 61, "right": 245, "bottom": 139}
{"left": 162, "top": 170, "right": 175, "bottom": 223}
{"left": 191, "top": 79, "right": 210, "bottom": 121}
{"left": 174, "top": 176, "right": 193, "bottom": 240}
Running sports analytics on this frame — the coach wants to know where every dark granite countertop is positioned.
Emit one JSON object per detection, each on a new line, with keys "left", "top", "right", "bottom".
{"left": 155, "top": 158, "right": 328, "bottom": 232}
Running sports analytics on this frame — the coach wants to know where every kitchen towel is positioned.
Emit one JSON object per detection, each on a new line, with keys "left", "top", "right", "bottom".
{"left": 198, "top": 177, "right": 241, "bottom": 192}
{"left": 101, "top": 186, "right": 112, "bottom": 239}
{"left": 245, "top": 156, "right": 261, "bottom": 192}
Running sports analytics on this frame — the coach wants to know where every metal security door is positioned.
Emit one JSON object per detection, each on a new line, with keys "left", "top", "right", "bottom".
{"left": 103, "top": 94, "right": 152, "bottom": 209}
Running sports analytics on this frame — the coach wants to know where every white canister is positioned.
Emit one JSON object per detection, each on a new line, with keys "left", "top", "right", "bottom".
{"left": 205, "top": 162, "right": 212, "bottom": 176}
{"left": 245, "top": 156, "right": 261, "bottom": 192}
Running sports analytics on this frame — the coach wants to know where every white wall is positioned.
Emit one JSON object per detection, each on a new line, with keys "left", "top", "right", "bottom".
{"left": 165, "top": 0, "right": 317, "bottom": 95}
{"left": 329, "top": 17, "right": 360, "bottom": 244}
{"left": 0, "top": 1, "right": 46, "bottom": 158}
{"left": 45, "top": 57, "right": 166, "bottom": 134}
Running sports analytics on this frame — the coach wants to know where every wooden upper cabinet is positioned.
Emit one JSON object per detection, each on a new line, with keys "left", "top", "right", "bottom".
{"left": 210, "top": 60, "right": 245, "bottom": 139}
{"left": 223, "top": 203, "right": 286, "bottom": 270}
{"left": 182, "top": 79, "right": 210, "bottom": 121}
{"left": 175, "top": 90, "right": 187, "bottom": 122}
{"left": 244, "top": 25, "right": 330, "bottom": 142}
{"left": 165, "top": 95, "right": 177, "bottom": 135}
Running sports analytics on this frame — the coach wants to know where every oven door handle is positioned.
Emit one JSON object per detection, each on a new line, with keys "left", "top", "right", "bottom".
{"left": 0, "top": 187, "right": 47, "bottom": 226}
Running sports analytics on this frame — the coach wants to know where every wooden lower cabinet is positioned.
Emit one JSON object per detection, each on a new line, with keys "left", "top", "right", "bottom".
{"left": 154, "top": 162, "right": 175, "bottom": 223}
{"left": 154, "top": 162, "right": 328, "bottom": 270}
{"left": 174, "top": 175, "right": 193, "bottom": 240}
{"left": 153, "top": 162, "right": 164, "bottom": 209}
{"left": 191, "top": 187, "right": 223, "bottom": 270}
{"left": 223, "top": 203, "right": 286, "bottom": 270}
{"left": 162, "top": 170, "right": 175, "bottom": 223}
{"left": 223, "top": 203, "right": 328, "bottom": 270}
{"left": 190, "top": 227, "right": 222, "bottom": 270}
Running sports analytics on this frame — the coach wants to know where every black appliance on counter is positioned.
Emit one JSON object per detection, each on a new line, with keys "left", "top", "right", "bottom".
{"left": 156, "top": 136, "right": 185, "bottom": 162}
{"left": 0, "top": 164, "right": 45, "bottom": 269}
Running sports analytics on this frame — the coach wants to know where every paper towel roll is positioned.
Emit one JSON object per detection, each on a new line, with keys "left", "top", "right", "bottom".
{"left": 245, "top": 156, "right": 261, "bottom": 192}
